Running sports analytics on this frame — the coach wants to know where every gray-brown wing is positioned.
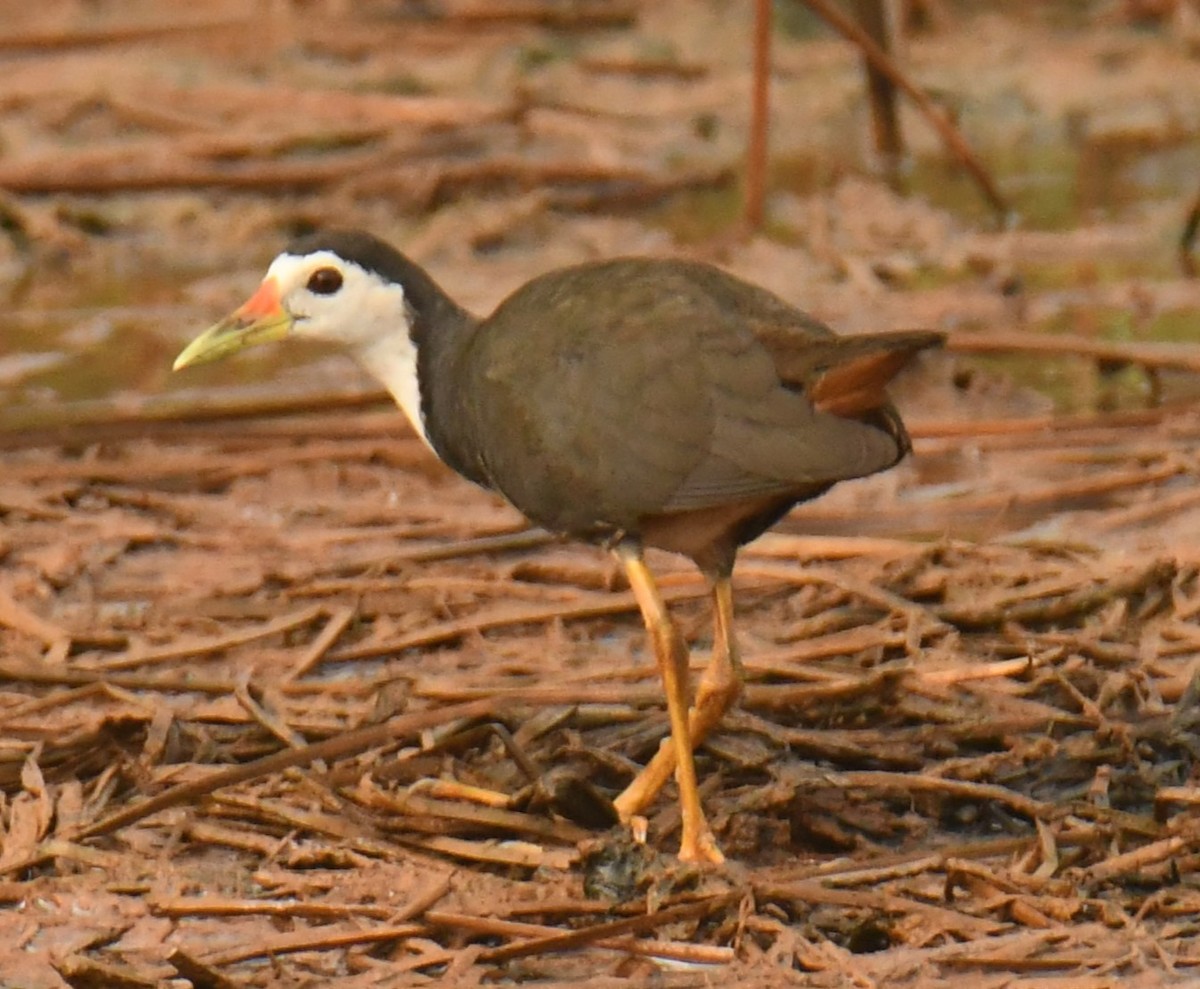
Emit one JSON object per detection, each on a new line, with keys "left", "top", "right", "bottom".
{"left": 460, "top": 257, "right": 924, "bottom": 532}
{"left": 461, "top": 262, "right": 716, "bottom": 534}
{"left": 660, "top": 318, "right": 908, "bottom": 512}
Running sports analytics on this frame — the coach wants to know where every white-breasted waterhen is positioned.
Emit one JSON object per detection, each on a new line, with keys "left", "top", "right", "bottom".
{"left": 174, "top": 229, "right": 941, "bottom": 863}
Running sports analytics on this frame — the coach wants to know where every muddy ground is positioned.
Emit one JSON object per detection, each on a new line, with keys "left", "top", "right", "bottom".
{"left": 3, "top": 1, "right": 1200, "bottom": 986}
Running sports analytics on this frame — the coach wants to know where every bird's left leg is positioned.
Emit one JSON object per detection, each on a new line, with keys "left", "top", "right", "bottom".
{"left": 612, "top": 572, "right": 743, "bottom": 821}
{"left": 612, "top": 541, "right": 723, "bottom": 864}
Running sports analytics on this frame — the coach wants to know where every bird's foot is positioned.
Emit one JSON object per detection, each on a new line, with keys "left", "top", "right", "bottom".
{"left": 611, "top": 739, "right": 677, "bottom": 822}
{"left": 618, "top": 804, "right": 725, "bottom": 865}
{"left": 678, "top": 826, "right": 725, "bottom": 865}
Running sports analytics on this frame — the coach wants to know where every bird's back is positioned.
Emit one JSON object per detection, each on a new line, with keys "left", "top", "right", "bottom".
{"left": 447, "top": 257, "right": 937, "bottom": 556}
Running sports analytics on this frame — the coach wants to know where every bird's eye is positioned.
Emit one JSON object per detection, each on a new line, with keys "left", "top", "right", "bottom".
{"left": 306, "top": 267, "right": 343, "bottom": 295}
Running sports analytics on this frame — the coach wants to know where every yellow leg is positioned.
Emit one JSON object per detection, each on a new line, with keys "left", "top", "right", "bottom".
{"left": 612, "top": 544, "right": 723, "bottom": 864}
{"left": 612, "top": 575, "right": 743, "bottom": 834}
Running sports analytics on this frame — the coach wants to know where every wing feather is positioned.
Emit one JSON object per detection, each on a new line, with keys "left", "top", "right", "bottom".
{"left": 458, "top": 257, "right": 938, "bottom": 534}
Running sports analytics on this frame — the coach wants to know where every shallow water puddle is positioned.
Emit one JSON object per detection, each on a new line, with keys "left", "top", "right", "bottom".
{"left": 2, "top": 129, "right": 1197, "bottom": 425}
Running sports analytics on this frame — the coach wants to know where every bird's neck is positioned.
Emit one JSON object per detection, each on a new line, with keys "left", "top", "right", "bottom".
{"left": 414, "top": 300, "right": 494, "bottom": 487}
{"left": 353, "top": 286, "right": 491, "bottom": 489}
{"left": 356, "top": 328, "right": 436, "bottom": 448}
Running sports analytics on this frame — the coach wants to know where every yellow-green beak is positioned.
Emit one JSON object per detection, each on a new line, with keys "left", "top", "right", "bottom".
{"left": 173, "top": 277, "right": 293, "bottom": 371}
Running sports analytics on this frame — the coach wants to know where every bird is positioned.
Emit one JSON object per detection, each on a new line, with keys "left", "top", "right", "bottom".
{"left": 173, "top": 229, "right": 941, "bottom": 864}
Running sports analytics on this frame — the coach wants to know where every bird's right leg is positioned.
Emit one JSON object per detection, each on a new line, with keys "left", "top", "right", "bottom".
{"left": 612, "top": 541, "right": 723, "bottom": 864}
{"left": 612, "top": 573, "right": 743, "bottom": 824}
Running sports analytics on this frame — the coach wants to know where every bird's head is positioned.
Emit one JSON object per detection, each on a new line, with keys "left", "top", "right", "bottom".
{"left": 173, "top": 231, "right": 418, "bottom": 370}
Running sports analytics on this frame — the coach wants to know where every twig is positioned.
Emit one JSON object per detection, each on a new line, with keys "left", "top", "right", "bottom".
{"left": 428, "top": 0, "right": 637, "bottom": 29}
{"left": 232, "top": 677, "right": 308, "bottom": 750}
{"left": 3, "top": 438, "right": 425, "bottom": 486}
{"left": 200, "top": 923, "right": 426, "bottom": 967}
{"left": 743, "top": 666, "right": 905, "bottom": 709}
{"left": 172, "top": 83, "right": 505, "bottom": 129}
{"left": 0, "top": 390, "right": 393, "bottom": 450}
{"left": 461, "top": 895, "right": 737, "bottom": 962}
{"left": 743, "top": 0, "right": 772, "bottom": 232}
{"left": 910, "top": 404, "right": 1181, "bottom": 443}
{"left": 183, "top": 821, "right": 284, "bottom": 857}
{"left": 0, "top": 682, "right": 109, "bottom": 729}
{"left": 0, "top": 587, "right": 70, "bottom": 649}
{"left": 164, "top": 949, "right": 243, "bottom": 989}
{"left": 800, "top": 0, "right": 1008, "bottom": 218}
{"left": 0, "top": 661, "right": 236, "bottom": 697}
{"left": 352, "top": 157, "right": 734, "bottom": 212}
{"left": 90, "top": 604, "right": 325, "bottom": 671}
{"left": 853, "top": 0, "right": 904, "bottom": 181}
{"left": 787, "top": 767, "right": 1052, "bottom": 821}
{"left": 410, "top": 835, "right": 576, "bottom": 869}
{"left": 286, "top": 606, "right": 357, "bottom": 681}
{"left": 578, "top": 56, "right": 708, "bottom": 80}
{"left": 327, "top": 584, "right": 711, "bottom": 663}
{"left": 365, "top": 785, "right": 591, "bottom": 844}
{"left": 390, "top": 528, "right": 553, "bottom": 563}
{"left": 0, "top": 16, "right": 251, "bottom": 52}
{"left": 0, "top": 148, "right": 396, "bottom": 195}
{"left": 1086, "top": 830, "right": 1196, "bottom": 885}
{"left": 54, "top": 956, "right": 159, "bottom": 989}
{"left": 757, "top": 879, "right": 1003, "bottom": 936}
{"left": 72, "top": 698, "right": 495, "bottom": 841}
{"left": 917, "top": 656, "right": 1034, "bottom": 685}
{"left": 939, "top": 952, "right": 1088, "bottom": 972}
{"left": 947, "top": 329, "right": 1200, "bottom": 376}
{"left": 426, "top": 909, "right": 734, "bottom": 965}
{"left": 938, "top": 560, "right": 1172, "bottom": 628}
{"left": 746, "top": 532, "right": 921, "bottom": 561}
{"left": 736, "top": 561, "right": 935, "bottom": 626}
{"left": 153, "top": 896, "right": 394, "bottom": 921}
{"left": 1156, "top": 786, "right": 1200, "bottom": 809}
{"left": 393, "top": 873, "right": 455, "bottom": 922}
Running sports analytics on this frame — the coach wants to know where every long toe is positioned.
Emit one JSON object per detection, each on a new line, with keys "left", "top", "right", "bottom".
{"left": 678, "top": 827, "right": 725, "bottom": 865}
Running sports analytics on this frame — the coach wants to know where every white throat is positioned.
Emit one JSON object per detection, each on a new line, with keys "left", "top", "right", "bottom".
{"left": 356, "top": 331, "right": 430, "bottom": 448}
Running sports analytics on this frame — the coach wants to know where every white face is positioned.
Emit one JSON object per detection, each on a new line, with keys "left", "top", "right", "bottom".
{"left": 266, "top": 250, "right": 430, "bottom": 445}
{"left": 267, "top": 251, "right": 408, "bottom": 347}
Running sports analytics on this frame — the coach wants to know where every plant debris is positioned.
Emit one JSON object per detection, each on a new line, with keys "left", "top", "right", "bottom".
{"left": 4, "top": 1, "right": 1200, "bottom": 986}
{"left": 1, "top": 403, "right": 1199, "bottom": 986}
